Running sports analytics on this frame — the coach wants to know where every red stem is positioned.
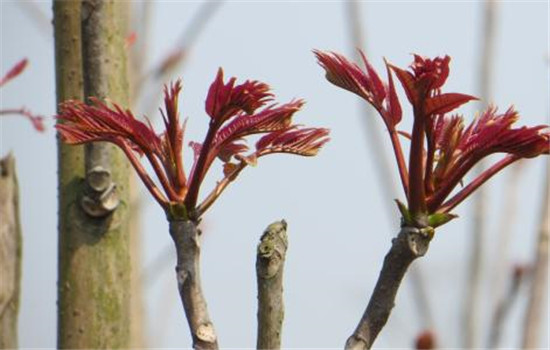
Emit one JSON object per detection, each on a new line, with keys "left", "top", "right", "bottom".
{"left": 389, "top": 129, "right": 410, "bottom": 199}
{"left": 184, "top": 121, "right": 219, "bottom": 210}
{"left": 145, "top": 152, "right": 181, "bottom": 202}
{"left": 427, "top": 155, "right": 480, "bottom": 213}
{"left": 118, "top": 142, "right": 169, "bottom": 208}
{"left": 439, "top": 155, "right": 518, "bottom": 213}
{"left": 408, "top": 106, "right": 427, "bottom": 217}
{"left": 195, "top": 161, "right": 247, "bottom": 217}
{"left": 423, "top": 118, "right": 436, "bottom": 196}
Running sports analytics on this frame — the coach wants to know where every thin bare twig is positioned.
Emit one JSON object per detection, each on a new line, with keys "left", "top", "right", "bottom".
{"left": 136, "top": 1, "right": 223, "bottom": 103}
{"left": 522, "top": 159, "right": 549, "bottom": 349}
{"left": 462, "top": 1, "right": 497, "bottom": 348}
{"left": 488, "top": 265, "right": 527, "bottom": 348}
{"left": 15, "top": 1, "right": 52, "bottom": 39}
{"left": 489, "top": 161, "right": 524, "bottom": 332}
{"left": 345, "top": 0, "right": 434, "bottom": 331}
{"left": 256, "top": 220, "right": 288, "bottom": 350}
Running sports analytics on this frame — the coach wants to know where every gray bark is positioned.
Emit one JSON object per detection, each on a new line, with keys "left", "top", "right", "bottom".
{"left": 256, "top": 220, "right": 288, "bottom": 350}
{"left": 169, "top": 220, "right": 218, "bottom": 350}
{"left": 345, "top": 226, "right": 432, "bottom": 350}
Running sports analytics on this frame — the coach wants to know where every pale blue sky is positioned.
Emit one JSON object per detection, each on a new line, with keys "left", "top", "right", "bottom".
{"left": 1, "top": 1, "right": 548, "bottom": 348}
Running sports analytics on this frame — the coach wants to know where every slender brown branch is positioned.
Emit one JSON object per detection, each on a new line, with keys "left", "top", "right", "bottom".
{"left": 256, "top": 220, "right": 288, "bottom": 350}
{"left": 488, "top": 265, "right": 526, "bottom": 348}
{"left": 489, "top": 162, "right": 523, "bottom": 323}
{"left": 462, "top": 1, "right": 497, "bottom": 347}
{"left": 522, "top": 159, "right": 549, "bottom": 349}
{"left": 169, "top": 220, "right": 218, "bottom": 350}
{"left": 345, "top": 226, "right": 433, "bottom": 350}
{"left": 0, "top": 154, "right": 22, "bottom": 349}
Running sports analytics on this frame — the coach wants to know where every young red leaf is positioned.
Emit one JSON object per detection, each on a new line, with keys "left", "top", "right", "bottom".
{"left": 389, "top": 64, "right": 418, "bottom": 105}
{"left": 256, "top": 127, "right": 330, "bottom": 157}
{"left": 213, "top": 100, "right": 303, "bottom": 150}
{"left": 314, "top": 50, "right": 373, "bottom": 102}
{"left": 424, "top": 93, "right": 477, "bottom": 116}
{"left": 57, "top": 98, "right": 163, "bottom": 156}
{"left": 0, "top": 58, "right": 28, "bottom": 87}
{"left": 410, "top": 54, "right": 451, "bottom": 91}
{"left": 359, "top": 50, "right": 386, "bottom": 104}
{"left": 205, "top": 68, "right": 272, "bottom": 123}
{"left": 384, "top": 58, "right": 402, "bottom": 126}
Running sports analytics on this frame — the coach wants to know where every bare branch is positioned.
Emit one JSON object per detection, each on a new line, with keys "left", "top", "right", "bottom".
{"left": 169, "top": 220, "right": 218, "bottom": 350}
{"left": 345, "top": 226, "right": 433, "bottom": 349}
{"left": 488, "top": 265, "right": 527, "bottom": 348}
{"left": 522, "top": 159, "right": 549, "bottom": 348}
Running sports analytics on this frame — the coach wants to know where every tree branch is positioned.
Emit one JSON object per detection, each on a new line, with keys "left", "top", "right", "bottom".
{"left": 256, "top": 220, "right": 288, "bottom": 350}
{"left": 345, "top": 226, "right": 432, "bottom": 350}
{"left": 169, "top": 220, "right": 218, "bottom": 350}
{"left": 487, "top": 265, "right": 526, "bottom": 348}
{"left": 0, "top": 154, "right": 22, "bottom": 349}
{"left": 521, "top": 159, "right": 549, "bottom": 349}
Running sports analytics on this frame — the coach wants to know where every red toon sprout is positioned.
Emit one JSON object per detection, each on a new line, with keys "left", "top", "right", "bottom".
{"left": 57, "top": 69, "right": 329, "bottom": 219}
{"left": 315, "top": 49, "right": 548, "bottom": 228}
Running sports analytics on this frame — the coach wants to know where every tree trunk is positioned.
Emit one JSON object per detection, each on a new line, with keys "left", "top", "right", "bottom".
{"left": 55, "top": 1, "right": 132, "bottom": 348}
{"left": 0, "top": 154, "right": 22, "bottom": 349}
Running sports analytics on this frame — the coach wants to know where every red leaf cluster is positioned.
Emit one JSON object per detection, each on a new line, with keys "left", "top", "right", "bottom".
{"left": 317, "top": 49, "right": 548, "bottom": 227}
{"left": 57, "top": 69, "right": 329, "bottom": 218}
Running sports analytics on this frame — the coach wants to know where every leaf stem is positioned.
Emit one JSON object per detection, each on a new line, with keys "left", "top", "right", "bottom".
{"left": 438, "top": 155, "right": 517, "bottom": 213}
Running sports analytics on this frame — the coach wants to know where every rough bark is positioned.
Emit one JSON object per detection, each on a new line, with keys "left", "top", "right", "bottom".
{"left": 55, "top": 0, "right": 131, "bottom": 348}
{"left": 0, "top": 154, "right": 22, "bottom": 349}
{"left": 522, "top": 160, "right": 549, "bottom": 349}
{"left": 345, "top": 226, "right": 432, "bottom": 350}
{"left": 256, "top": 220, "right": 288, "bottom": 350}
{"left": 169, "top": 220, "right": 218, "bottom": 350}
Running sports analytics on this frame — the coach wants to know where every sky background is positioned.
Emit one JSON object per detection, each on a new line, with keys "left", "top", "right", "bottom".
{"left": 1, "top": 0, "right": 548, "bottom": 348}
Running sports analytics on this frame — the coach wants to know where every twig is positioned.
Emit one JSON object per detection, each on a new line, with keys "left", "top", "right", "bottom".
{"left": 345, "top": 0, "right": 434, "bottom": 330}
{"left": 462, "top": 1, "right": 497, "bottom": 347}
{"left": 169, "top": 220, "right": 218, "bottom": 350}
{"left": 521, "top": 159, "right": 549, "bottom": 349}
{"left": 488, "top": 265, "right": 527, "bottom": 348}
{"left": 256, "top": 220, "right": 288, "bottom": 350}
{"left": 345, "top": 226, "right": 433, "bottom": 350}
{"left": 136, "top": 1, "right": 223, "bottom": 103}
{"left": 15, "top": 1, "right": 52, "bottom": 39}
{"left": 0, "top": 154, "right": 22, "bottom": 349}
{"left": 489, "top": 162, "right": 523, "bottom": 323}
